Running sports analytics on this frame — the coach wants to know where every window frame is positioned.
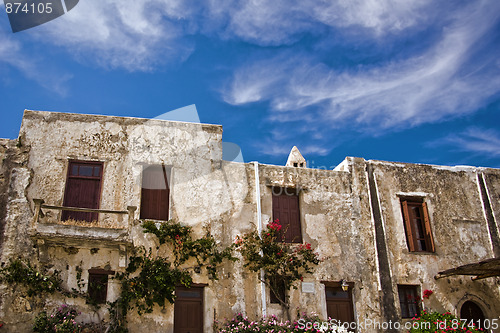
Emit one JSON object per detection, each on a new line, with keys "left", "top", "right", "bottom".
{"left": 398, "top": 285, "right": 420, "bottom": 319}
{"left": 269, "top": 279, "right": 286, "bottom": 304}
{"left": 400, "top": 198, "right": 435, "bottom": 253}
{"left": 62, "top": 160, "right": 104, "bottom": 223}
{"left": 271, "top": 187, "right": 302, "bottom": 243}
{"left": 139, "top": 164, "right": 171, "bottom": 221}
{"left": 87, "top": 269, "right": 114, "bottom": 304}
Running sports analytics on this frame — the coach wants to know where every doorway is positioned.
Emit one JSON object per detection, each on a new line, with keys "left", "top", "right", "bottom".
{"left": 325, "top": 285, "right": 355, "bottom": 328}
{"left": 460, "top": 301, "right": 485, "bottom": 330}
{"left": 174, "top": 286, "right": 204, "bottom": 333}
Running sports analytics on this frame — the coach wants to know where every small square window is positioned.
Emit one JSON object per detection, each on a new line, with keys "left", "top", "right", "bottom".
{"left": 398, "top": 285, "right": 420, "bottom": 318}
{"left": 401, "top": 199, "right": 435, "bottom": 252}
{"left": 270, "top": 280, "right": 286, "bottom": 304}
{"left": 87, "top": 269, "right": 113, "bottom": 304}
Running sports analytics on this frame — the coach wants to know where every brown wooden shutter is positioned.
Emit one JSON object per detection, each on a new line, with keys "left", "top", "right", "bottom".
{"left": 140, "top": 165, "right": 169, "bottom": 220}
{"left": 174, "top": 286, "right": 203, "bottom": 333}
{"left": 272, "top": 189, "right": 302, "bottom": 243}
{"left": 62, "top": 161, "right": 103, "bottom": 222}
{"left": 401, "top": 200, "right": 416, "bottom": 252}
{"left": 421, "top": 202, "right": 435, "bottom": 252}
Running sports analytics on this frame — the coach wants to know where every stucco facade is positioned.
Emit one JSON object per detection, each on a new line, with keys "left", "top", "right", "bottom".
{"left": 0, "top": 110, "right": 499, "bottom": 332}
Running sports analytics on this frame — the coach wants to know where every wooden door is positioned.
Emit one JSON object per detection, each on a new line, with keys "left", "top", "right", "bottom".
{"left": 326, "top": 287, "right": 355, "bottom": 328}
{"left": 272, "top": 188, "right": 302, "bottom": 243}
{"left": 62, "top": 161, "right": 103, "bottom": 222}
{"left": 174, "top": 286, "right": 203, "bottom": 333}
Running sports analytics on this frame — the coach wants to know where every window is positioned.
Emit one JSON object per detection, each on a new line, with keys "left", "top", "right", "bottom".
{"left": 272, "top": 187, "right": 302, "bottom": 243}
{"left": 269, "top": 280, "right": 286, "bottom": 304}
{"left": 400, "top": 199, "right": 435, "bottom": 252}
{"left": 62, "top": 160, "right": 103, "bottom": 222}
{"left": 140, "top": 165, "right": 170, "bottom": 221}
{"left": 87, "top": 269, "right": 113, "bottom": 304}
{"left": 398, "top": 285, "right": 420, "bottom": 318}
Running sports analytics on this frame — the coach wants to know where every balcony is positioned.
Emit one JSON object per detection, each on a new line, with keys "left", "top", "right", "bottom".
{"left": 30, "top": 199, "right": 137, "bottom": 250}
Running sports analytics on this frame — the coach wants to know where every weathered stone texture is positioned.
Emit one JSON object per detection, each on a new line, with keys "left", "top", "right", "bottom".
{"left": 0, "top": 110, "right": 499, "bottom": 332}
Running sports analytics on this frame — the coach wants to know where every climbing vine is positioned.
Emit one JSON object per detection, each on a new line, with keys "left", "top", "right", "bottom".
{"left": 0, "top": 259, "right": 62, "bottom": 296}
{"left": 115, "top": 248, "right": 192, "bottom": 315}
{"left": 2, "top": 220, "right": 320, "bottom": 331}
{"left": 142, "top": 220, "right": 237, "bottom": 279}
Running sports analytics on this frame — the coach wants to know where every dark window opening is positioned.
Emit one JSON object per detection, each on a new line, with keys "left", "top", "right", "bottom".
{"left": 62, "top": 160, "right": 103, "bottom": 222}
{"left": 398, "top": 285, "right": 420, "bottom": 318}
{"left": 88, "top": 269, "right": 113, "bottom": 304}
{"left": 272, "top": 187, "right": 302, "bottom": 243}
{"left": 401, "top": 199, "right": 435, "bottom": 252}
{"left": 140, "top": 165, "right": 170, "bottom": 221}
{"left": 269, "top": 280, "right": 286, "bottom": 304}
{"left": 460, "top": 301, "right": 486, "bottom": 329}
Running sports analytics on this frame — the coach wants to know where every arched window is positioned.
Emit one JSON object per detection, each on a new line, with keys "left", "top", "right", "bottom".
{"left": 460, "top": 301, "right": 485, "bottom": 330}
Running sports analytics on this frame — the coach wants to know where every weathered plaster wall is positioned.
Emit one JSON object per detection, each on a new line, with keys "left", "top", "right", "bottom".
{"left": 1, "top": 110, "right": 499, "bottom": 332}
{"left": 1, "top": 110, "right": 262, "bottom": 332}
{"left": 369, "top": 160, "right": 500, "bottom": 321}
{"left": 258, "top": 160, "right": 383, "bottom": 325}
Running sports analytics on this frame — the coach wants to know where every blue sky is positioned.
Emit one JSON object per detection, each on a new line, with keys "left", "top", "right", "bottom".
{"left": 1, "top": 0, "right": 500, "bottom": 168}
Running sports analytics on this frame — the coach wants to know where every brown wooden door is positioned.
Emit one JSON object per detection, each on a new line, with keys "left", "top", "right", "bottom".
{"left": 140, "top": 165, "right": 170, "bottom": 220}
{"left": 272, "top": 188, "right": 302, "bottom": 243}
{"left": 326, "top": 287, "right": 355, "bottom": 328}
{"left": 174, "top": 286, "right": 203, "bottom": 333}
{"left": 62, "top": 161, "right": 103, "bottom": 222}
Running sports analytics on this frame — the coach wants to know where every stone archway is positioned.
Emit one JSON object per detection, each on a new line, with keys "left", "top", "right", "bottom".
{"left": 460, "top": 300, "right": 485, "bottom": 329}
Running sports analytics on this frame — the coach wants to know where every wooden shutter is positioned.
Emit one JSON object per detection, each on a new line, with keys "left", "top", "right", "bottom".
{"left": 140, "top": 165, "right": 169, "bottom": 220}
{"left": 325, "top": 287, "right": 355, "bottom": 327}
{"left": 401, "top": 200, "right": 416, "bottom": 252}
{"left": 62, "top": 161, "right": 103, "bottom": 222}
{"left": 421, "top": 202, "right": 435, "bottom": 252}
{"left": 272, "top": 189, "right": 302, "bottom": 243}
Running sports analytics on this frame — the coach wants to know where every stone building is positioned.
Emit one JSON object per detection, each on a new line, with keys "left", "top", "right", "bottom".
{"left": 0, "top": 110, "right": 499, "bottom": 332}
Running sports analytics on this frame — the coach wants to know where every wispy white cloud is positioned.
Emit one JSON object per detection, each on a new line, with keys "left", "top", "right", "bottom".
{"left": 0, "top": 29, "right": 72, "bottom": 95}
{"left": 430, "top": 127, "right": 500, "bottom": 158}
{"left": 33, "top": 0, "right": 195, "bottom": 71}
{"left": 14, "top": 0, "right": 437, "bottom": 71}
{"left": 224, "top": 1, "right": 500, "bottom": 132}
{"left": 209, "top": 0, "right": 433, "bottom": 45}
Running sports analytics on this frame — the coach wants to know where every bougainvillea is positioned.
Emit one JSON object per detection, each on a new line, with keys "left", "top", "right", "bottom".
{"left": 422, "top": 289, "right": 433, "bottom": 299}
{"left": 236, "top": 219, "right": 320, "bottom": 310}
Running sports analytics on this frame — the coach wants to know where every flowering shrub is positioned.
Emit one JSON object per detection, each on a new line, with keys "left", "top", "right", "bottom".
{"left": 409, "top": 310, "right": 484, "bottom": 332}
{"left": 33, "top": 304, "right": 82, "bottom": 333}
{"left": 236, "top": 220, "right": 320, "bottom": 308}
{"left": 422, "top": 289, "right": 433, "bottom": 299}
{"left": 215, "top": 313, "right": 353, "bottom": 333}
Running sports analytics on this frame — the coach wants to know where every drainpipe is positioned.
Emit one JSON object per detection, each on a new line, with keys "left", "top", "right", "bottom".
{"left": 253, "top": 161, "right": 267, "bottom": 317}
